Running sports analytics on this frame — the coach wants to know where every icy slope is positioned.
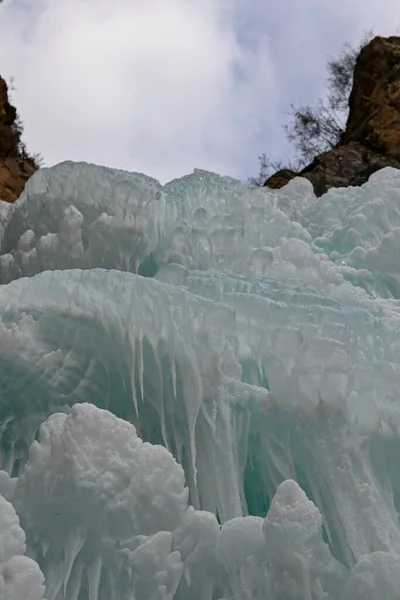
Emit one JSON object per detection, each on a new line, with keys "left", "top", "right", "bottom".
{"left": 2, "top": 161, "right": 400, "bottom": 598}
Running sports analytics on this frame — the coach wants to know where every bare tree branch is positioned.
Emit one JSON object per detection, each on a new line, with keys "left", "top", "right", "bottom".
{"left": 249, "top": 31, "right": 374, "bottom": 185}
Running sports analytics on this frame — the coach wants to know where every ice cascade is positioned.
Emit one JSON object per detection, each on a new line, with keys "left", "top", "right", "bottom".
{"left": 1, "top": 161, "right": 400, "bottom": 598}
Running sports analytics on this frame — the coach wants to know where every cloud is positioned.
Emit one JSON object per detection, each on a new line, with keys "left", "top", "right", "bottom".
{"left": 0, "top": 0, "right": 278, "bottom": 183}
{"left": 1, "top": 0, "right": 400, "bottom": 184}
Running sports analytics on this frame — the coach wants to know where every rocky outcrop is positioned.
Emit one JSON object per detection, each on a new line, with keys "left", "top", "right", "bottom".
{"left": 284, "top": 142, "right": 400, "bottom": 197}
{"left": 264, "top": 36, "right": 400, "bottom": 196}
{"left": 341, "top": 36, "right": 400, "bottom": 154}
{"left": 0, "top": 157, "right": 36, "bottom": 203}
{"left": 262, "top": 168, "right": 298, "bottom": 191}
{"left": 0, "top": 76, "right": 37, "bottom": 203}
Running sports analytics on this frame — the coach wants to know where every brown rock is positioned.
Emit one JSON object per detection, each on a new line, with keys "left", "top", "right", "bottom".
{"left": 0, "top": 77, "right": 19, "bottom": 158}
{"left": 0, "top": 157, "right": 36, "bottom": 203}
{"left": 264, "top": 36, "right": 400, "bottom": 196}
{"left": 262, "top": 168, "right": 297, "bottom": 190}
{"left": 0, "top": 76, "right": 37, "bottom": 203}
{"left": 297, "top": 142, "right": 400, "bottom": 196}
{"left": 342, "top": 36, "right": 400, "bottom": 156}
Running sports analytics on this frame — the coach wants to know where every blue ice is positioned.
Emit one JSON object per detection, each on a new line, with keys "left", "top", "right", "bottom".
{"left": 1, "top": 162, "right": 400, "bottom": 598}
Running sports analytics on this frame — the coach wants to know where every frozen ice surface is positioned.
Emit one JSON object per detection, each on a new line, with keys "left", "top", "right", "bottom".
{"left": 341, "top": 551, "right": 400, "bottom": 599}
{"left": 0, "top": 161, "right": 312, "bottom": 282}
{"left": 0, "top": 268, "right": 255, "bottom": 524}
{"left": 2, "top": 163, "right": 400, "bottom": 598}
{"left": 0, "top": 493, "right": 45, "bottom": 599}
{"left": 13, "top": 403, "right": 186, "bottom": 600}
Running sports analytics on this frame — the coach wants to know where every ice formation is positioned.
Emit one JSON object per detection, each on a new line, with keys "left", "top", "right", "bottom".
{"left": 1, "top": 162, "right": 400, "bottom": 598}
{"left": 0, "top": 493, "right": 45, "bottom": 599}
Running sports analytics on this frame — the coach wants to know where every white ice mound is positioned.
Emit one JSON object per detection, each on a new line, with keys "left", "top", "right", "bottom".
{"left": 0, "top": 493, "right": 45, "bottom": 600}
{"left": 1, "top": 162, "right": 400, "bottom": 598}
{"left": 263, "top": 480, "right": 347, "bottom": 599}
{"left": 13, "top": 403, "right": 187, "bottom": 600}
{"left": 342, "top": 551, "right": 400, "bottom": 600}
{"left": 8, "top": 402, "right": 350, "bottom": 600}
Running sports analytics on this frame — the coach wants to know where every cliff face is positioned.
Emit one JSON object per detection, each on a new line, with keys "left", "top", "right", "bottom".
{"left": 0, "top": 76, "right": 36, "bottom": 203}
{"left": 265, "top": 36, "right": 400, "bottom": 196}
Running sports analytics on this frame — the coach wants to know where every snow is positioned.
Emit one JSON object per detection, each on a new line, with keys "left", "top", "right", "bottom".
{"left": 12, "top": 403, "right": 186, "bottom": 600}
{"left": 0, "top": 494, "right": 45, "bottom": 600}
{"left": 1, "top": 160, "right": 400, "bottom": 597}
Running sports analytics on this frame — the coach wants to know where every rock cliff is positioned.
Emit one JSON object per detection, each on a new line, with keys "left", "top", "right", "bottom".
{"left": 0, "top": 76, "right": 37, "bottom": 203}
{"left": 264, "top": 36, "right": 400, "bottom": 196}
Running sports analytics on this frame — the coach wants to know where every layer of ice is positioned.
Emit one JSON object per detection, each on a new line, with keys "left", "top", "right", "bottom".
{"left": 0, "top": 162, "right": 313, "bottom": 282}
{"left": 1, "top": 161, "right": 400, "bottom": 598}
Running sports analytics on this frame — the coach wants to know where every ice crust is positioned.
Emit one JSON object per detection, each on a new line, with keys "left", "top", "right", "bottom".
{"left": 1, "top": 161, "right": 400, "bottom": 598}
{"left": 0, "top": 493, "right": 45, "bottom": 599}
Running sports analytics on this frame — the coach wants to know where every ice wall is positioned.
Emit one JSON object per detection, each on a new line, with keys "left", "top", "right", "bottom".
{"left": 1, "top": 161, "right": 400, "bottom": 598}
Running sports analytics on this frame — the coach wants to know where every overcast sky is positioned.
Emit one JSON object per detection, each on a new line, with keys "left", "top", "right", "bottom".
{"left": 1, "top": 0, "right": 400, "bottom": 184}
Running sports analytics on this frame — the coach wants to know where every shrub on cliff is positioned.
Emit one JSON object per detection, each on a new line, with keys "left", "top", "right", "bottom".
{"left": 249, "top": 32, "right": 373, "bottom": 185}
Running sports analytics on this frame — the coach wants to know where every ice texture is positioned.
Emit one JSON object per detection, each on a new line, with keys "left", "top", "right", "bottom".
{"left": 0, "top": 493, "right": 45, "bottom": 599}
{"left": 13, "top": 403, "right": 186, "bottom": 600}
{"left": 1, "top": 161, "right": 400, "bottom": 598}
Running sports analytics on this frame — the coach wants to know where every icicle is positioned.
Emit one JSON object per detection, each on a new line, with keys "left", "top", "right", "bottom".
{"left": 129, "top": 333, "right": 138, "bottom": 417}
{"left": 87, "top": 555, "right": 102, "bottom": 600}
{"left": 154, "top": 348, "right": 168, "bottom": 449}
{"left": 131, "top": 371, "right": 138, "bottom": 417}
{"left": 65, "top": 560, "right": 84, "bottom": 600}
{"left": 257, "top": 356, "right": 263, "bottom": 383}
{"left": 189, "top": 424, "right": 198, "bottom": 485}
{"left": 181, "top": 360, "right": 203, "bottom": 485}
{"left": 103, "top": 360, "right": 111, "bottom": 410}
{"left": 7, "top": 439, "right": 16, "bottom": 477}
{"left": 42, "top": 539, "right": 50, "bottom": 558}
{"left": 107, "top": 565, "right": 118, "bottom": 600}
{"left": 138, "top": 335, "right": 144, "bottom": 403}
{"left": 120, "top": 363, "right": 127, "bottom": 394}
{"left": 63, "top": 527, "right": 85, "bottom": 595}
{"left": 169, "top": 345, "right": 177, "bottom": 402}
{"left": 0, "top": 416, "right": 13, "bottom": 439}
{"left": 172, "top": 420, "right": 182, "bottom": 465}
{"left": 44, "top": 558, "right": 64, "bottom": 600}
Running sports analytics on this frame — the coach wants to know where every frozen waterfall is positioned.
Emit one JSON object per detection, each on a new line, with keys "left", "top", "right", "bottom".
{"left": 1, "top": 161, "right": 400, "bottom": 598}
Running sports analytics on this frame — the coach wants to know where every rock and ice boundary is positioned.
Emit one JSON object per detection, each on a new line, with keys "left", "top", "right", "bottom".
{"left": 2, "top": 161, "right": 400, "bottom": 598}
